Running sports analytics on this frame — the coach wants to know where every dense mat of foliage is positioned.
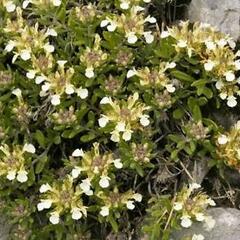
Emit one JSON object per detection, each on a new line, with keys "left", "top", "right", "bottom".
{"left": 0, "top": 0, "right": 239, "bottom": 239}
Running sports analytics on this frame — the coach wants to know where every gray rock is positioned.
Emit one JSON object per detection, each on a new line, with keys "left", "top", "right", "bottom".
{"left": 171, "top": 208, "right": 240, "bottom": 240}
{"left": 0, "top": 217, "right": 9, "bottom": 240}
{"left": 188, "top": 0, "right": 240, "bottom": 40}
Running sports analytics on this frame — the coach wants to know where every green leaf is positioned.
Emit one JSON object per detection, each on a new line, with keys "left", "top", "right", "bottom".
{"left": 80, "top": 132, "right": 96, "bottom": 142}
{"left": 191, "top": 79, "right": 209, "bottom": 87}
{"left": 35, "top": 155, "right": 48, "bottom": 174}
{"left": 34, "top": 130, "right": 46, "bottom": 148}
{"left": 173, "top": 108, "right": 185, "bottom": 119}
{"left": 192, "top": 105, "right": 202, "bottom": 121}
{"left": 171, "top": 70, "right": 195, "bottom": 82}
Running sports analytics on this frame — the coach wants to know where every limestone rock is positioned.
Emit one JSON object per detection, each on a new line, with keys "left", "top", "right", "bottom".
{"left": 188, "top": 0, "right": 240, "bottom": 40}
{"left": 171, "top": 208, "right": 240, "bottom": 240}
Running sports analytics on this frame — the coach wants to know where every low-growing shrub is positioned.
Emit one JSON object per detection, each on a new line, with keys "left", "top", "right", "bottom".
{"left": 0, "top": 0, "right": 239, "bottom": 239}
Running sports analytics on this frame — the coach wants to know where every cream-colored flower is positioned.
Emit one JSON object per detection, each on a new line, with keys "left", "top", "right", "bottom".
{"left": 100, "top": 206, "right": 109, "bottom": 216}
{"left": 99, "top": 176, "right": 110, "bottom": 188}
{"left": 49, "top": 212, "right": 60, "bottom": 224}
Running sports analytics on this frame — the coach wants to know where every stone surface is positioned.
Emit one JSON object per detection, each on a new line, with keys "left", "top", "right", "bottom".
{"left": 188, "top": 0, "right": 240, "bottom": 40}
{"left": 0, "top": 217, "right": 9, "bottom": 240}
{"left": 171, "top": 208, "right": 240, "bottom": 240}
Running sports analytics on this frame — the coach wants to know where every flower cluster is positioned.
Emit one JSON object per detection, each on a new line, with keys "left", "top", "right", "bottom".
{"left": 80, "top": 34, "right": 108, "bottom": 79}
{"left": 101, "top": 4, "right": 156, "bottom": 44}
{"left": 173, "top": 183, "right": 216, "bottom": 229}
{"left": 216, "top": 121, "right": 240, "bottom": 169}
{"left": 4, "top": 8, "right": 56, "bottom": 62}
{"left": 99, "top": 93, "right": 150, "bottom": 142}
{"left": 162, "top": 21, "right": 240, "bottom": 107}
{"left": 97, "top": 188, "right": 142, "bottom": 217}
{"left": 0, "top": 143, "right": 35, "bottom": 183}
{"left": 127, "top": 61, "right": 176, "bottom": 92}
{"left": 38, "top": 176, "right": 87, "bottom": 224}
{"left": 70, "top": 143, "right": 123, "bottom": 190}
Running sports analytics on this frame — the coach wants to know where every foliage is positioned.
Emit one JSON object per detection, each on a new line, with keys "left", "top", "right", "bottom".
{"left": 0, "top": 0, "right": 239, "bottom": 239}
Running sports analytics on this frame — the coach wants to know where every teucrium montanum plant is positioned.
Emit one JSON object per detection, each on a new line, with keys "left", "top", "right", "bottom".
{"left": 0, "top": 0, "right": 239, "bottom": 239}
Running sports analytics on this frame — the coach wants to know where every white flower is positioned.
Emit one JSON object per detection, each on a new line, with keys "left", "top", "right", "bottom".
{"left": 39, "top": 183, "right": 52, "bottom": 193}
{"left": 122, "top": 130, "right": 132, "bottom": 141}
{"left": 227, "top": 96, "right": 237, "bottom": 107}
{"left": 71, "top": 208, "right": 82, "bottom": 220}
{"left": 120, "top": 1, "right": 129, "bottom": 9}
{"left": 46, "top": 28, "right": 58, "bottom": 37}
{"left": 5, "top": 1, "right": 16, "bottom": 12}
{"left": 204, "top": 215, "right": 216, "bottom": 231}
{"left": 145, "top": 16, "right": 157, "bottom": 24}
{"left": 133, "top": 193, "right": 142, "bottom": 202}
{"left": 195, "top": 212, "right": 205, "bottom": 221}
{"left": 57, "top": 60, "right": 67, "bottom": 68}
{"left": 76, "top": 87, "right": 88, "bottom": 99}
{"left": 98, "top": 116, "right": 109, "bottom": 128}
{"left": 110, "top": 131, "right": 120, "bottom": 142}
{"left": 228, "top": 39, "right": 236, "bottom": 49}
{"left": 72, "top": 148, "right": 84, "bottom": 157}
{"left": 35, "top": 76, "right": 46, "bottom": 84}
{"left": 206, "top": 198, "right": 216, "bottom": 206}
{"left": 12, "top": 88, "right": 22, "bottom": 98}
{"left": 192, "top": 234, "right": 205, "bottom": 240}
{"left": 127, "top": 32, "right": 138, "bottom": 44}
{"left": 144, "top": 31, "right": 154, "bottom": 44}
{"left": 217, "top": 39, "right": 227, "bottom": 48}
{"left": 6, "top": 170, "right": 16, "bottom": 181}
{"left": 100, "top": 206, "right": 109, "bottom": 217}
{"left": 100, "top": 19, "right": 109, "bottom": 27}
{"left": 17, "top": 170, "right": 28, "bottom": 183}
{"left": 127, "top": 69, "right": 137, "bottom": 78}
{"left": 143, "top": 0, "right": 151, "bottom": 2}
{"left": 166, "top": 62, "right": 176, "bottom": 69}
{"left": 41, "top": 82, "right": 50, "bottom": 92}
{"left": 52, "top": 0, "right": 61, "bottom": 6}
{"left": 20, "top": 50, "right": 31, "bottom": 61}
{"left": 177, "top": 40, "right": 187, "bottom": 48}
{"left": 219, "top": 92, "right": 227, "bottom": 100}
{"left": 23, "top": 143, "right": 36, "bottom": 153}
{"left": 80, "top": 179, "right": 91, "bottom": 193}
{"left": 234, "top": 60, "right": 240, "bottom": 70}
{"left": 51, "top": 94, "right": 61, "bottom": 106}
{"left": 49, "top": 213, "right": 60, "bottom": 225}
{"left": 5, "top": 40, "right": 16, "bottom": 52}
{"left": 38, "top": 200, "right": 53, "bottom": 211}
{"left": 204, "top": 60, "right": 215, "bottom": 71}
{"left": 140, "top": 115, "right": 150, "bottom": 127}
{"left": 173, "top": 202, "right": 183, "bottom": 211}
{"left": 116, "top": 122, "right": 126, "bottom": 132}
{"left": 217, "top": 134, "right": 228, "bottom": 145}
{"left": 225, "top": 71, "right": 235, "bottom": 82}
{"left": 180, "top": 216, "right": 192, "bottom": 228}
{"left": 215, "top": 80, "right": 223, "bottom": 90}
{"left": 126, "top": 200, "right": 135, "bottom": 210}
{"left": 26, "top": 70, "right": 36, "bottom": 79}
{"left": 166, "top": 84, "right": 176, "bottom": 93}
{"left": 43, "top": 43, "right": 55, "bottom": 53}
{"left": 113, "top": 158, "right": 123, "bottom": 169}
{"left": 107, "top": 22, "right": 117, "bottom": 32}
{"left": 99, "top": 176, "right": 110, "bottom": 188}
{"left": 22, "top": 0, "right": 30, "bottom": 8}
{"left": 189, "top": 183, "right": 201, "bottom": 191}
{"left": 65, "top": 84, "right": 75, "bottom": 95}
{"left": 160, "top": 31, "right": 170, "bottom": 38}
{"left": 71, "top": 167, "right": 81, "bottom": 179}
{"left": 100, "top": 96, "right": 111, "bottom": 104}
{"left": 85, "top": 67, "right": 94, "bottom": 78}
{"left": 205, "top": 41, "right": 216, "bottom": 50}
